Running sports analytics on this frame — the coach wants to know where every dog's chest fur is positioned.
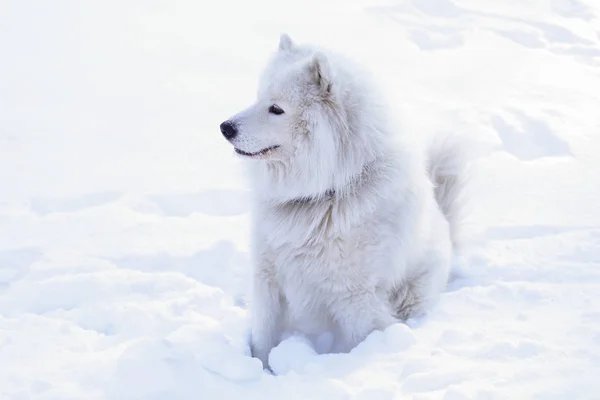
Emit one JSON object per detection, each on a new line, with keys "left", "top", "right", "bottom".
{"left": 256, "top": 196, "right": 391, "bottom": 331}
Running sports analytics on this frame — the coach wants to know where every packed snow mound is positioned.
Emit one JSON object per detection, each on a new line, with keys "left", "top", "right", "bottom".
{"left": 1, "top": 0, "right": 600, "bottom": 399}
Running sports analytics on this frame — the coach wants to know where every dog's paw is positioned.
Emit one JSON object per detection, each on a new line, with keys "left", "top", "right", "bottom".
{"left": 249, "top": 339, "right": 272, "bottom": 371}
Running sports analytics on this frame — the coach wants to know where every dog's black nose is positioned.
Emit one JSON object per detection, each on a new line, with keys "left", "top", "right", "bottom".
{"left": 220, "top": 120, "right": 237, "bottom": 140}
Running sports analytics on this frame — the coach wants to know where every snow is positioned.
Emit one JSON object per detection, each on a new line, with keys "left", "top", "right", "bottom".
{"left": 1, "top": 0, "right": 599, "bottom": 399}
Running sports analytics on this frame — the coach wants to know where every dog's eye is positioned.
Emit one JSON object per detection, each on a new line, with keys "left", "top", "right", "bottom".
{"left": 269, "top": 105, "right": 285, "bottom": 115}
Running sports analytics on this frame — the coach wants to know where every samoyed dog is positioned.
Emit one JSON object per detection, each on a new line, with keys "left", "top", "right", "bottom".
{"left": 220, "top": 34, "right": 469, "bottom": 368}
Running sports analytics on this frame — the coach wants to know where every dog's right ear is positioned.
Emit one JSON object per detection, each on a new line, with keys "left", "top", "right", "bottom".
{"left": 278, "top": 33, "right": 294, "bottom": 52}
{"left": 308, "top": 51, "right": 333, "bottom": 96}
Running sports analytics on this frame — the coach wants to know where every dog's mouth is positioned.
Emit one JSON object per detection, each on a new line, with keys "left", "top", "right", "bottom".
{"left": 234, "top": 146, "right": 280, "bottom": 157}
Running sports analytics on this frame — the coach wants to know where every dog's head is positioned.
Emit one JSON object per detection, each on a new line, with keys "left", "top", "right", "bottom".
{"left": 220, "top": 34, "right": 389, "bottom": 202}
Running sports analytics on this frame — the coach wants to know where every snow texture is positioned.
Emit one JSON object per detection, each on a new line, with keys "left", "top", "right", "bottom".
{"left": 1, "top": 0, "right": 600, "bottom": 399}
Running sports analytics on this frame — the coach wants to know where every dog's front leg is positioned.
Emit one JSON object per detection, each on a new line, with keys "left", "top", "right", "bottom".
{"left": 331, "top": 290, "right": 397, "bottom": 353}
{"left": 250, "top": 266, "right": 283, "bottom": 369}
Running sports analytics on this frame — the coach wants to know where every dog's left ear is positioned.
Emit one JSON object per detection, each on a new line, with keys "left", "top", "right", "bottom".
{"left": 278, "top": 33, "right": 294, "bottom": 51}
{"left": 308, "top": 51, "right": 332, "bottom": 95}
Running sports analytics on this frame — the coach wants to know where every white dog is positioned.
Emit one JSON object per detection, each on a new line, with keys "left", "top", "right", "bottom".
{"left": 220, "top": 34, "right": 469, "bottom": 369}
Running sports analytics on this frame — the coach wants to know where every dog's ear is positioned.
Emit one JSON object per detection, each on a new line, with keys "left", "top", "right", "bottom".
{"left": 308, "top": 51, "right": 332, "bottom": 95}
{"left": 278, "top": 33, "right": 294, "bottom": 52}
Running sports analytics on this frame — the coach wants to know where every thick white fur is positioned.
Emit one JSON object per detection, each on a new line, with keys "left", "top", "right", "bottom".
{"left": 222, "top": 34, "right": 470, "bottom": 369}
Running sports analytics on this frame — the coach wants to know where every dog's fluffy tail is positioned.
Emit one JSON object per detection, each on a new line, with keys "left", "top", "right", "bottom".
{"left": 427, "top": 135, "right": 471, "bottom": 252}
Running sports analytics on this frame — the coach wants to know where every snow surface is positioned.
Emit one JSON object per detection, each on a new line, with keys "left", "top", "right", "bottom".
{"left": 1, "top": 0, "right": 600, "bottom": 399}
